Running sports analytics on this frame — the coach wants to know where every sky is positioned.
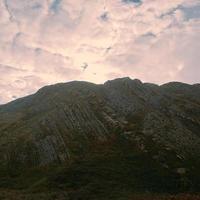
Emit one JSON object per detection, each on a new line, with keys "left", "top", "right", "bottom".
{"left": 0, "top": 0, "right": 200, "bottom": 103}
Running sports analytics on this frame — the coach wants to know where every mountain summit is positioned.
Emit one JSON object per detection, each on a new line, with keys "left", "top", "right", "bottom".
{"left": 0, "top": 78, "right": 200, "bottom": 197}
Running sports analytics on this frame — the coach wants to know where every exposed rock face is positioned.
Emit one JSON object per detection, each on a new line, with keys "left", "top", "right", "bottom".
{"left": 0, "top": 77, "right": 200, "bottom": 173}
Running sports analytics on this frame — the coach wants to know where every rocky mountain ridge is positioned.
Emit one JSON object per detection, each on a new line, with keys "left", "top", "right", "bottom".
{"left": 0, "top": 77, "right": 200, "bottom": 194}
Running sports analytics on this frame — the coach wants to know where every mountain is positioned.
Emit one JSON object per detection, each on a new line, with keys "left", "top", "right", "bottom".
{"left": 0, "top": 77, "right": 200, "bottom": 199}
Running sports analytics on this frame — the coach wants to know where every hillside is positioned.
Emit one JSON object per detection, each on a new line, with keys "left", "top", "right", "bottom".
{"left": 0, "top": 77, "right": 200, "bottom": 199}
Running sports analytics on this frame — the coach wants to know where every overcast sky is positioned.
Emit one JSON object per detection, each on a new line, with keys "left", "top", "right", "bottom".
{"left": 0, "top": 0, "right": 200, "bottom": 103}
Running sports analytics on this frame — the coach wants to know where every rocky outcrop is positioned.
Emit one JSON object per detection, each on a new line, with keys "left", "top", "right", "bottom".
{"left": 0, "top": 77, "right": 200, "bottom": 174}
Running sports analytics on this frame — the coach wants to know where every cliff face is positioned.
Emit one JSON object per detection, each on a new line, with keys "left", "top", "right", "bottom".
{"left": 0, "top": 78, "right": 200, "bottom": 179}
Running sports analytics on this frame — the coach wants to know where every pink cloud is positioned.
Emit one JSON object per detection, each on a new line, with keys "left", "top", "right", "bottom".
{"left": 0, "top": 0, "right": 200, "bottom": 103}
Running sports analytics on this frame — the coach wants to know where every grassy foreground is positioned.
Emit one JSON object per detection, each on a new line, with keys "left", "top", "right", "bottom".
{"left": 0, "top": 137, "right": 200, "bottom": 200}
{"left": 0, "top": 190, "right": 200, "bottom": 200}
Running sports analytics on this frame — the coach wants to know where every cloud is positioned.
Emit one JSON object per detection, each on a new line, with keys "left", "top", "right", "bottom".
{"left": 0, "top": 0, "right": 200, "bottom": 103}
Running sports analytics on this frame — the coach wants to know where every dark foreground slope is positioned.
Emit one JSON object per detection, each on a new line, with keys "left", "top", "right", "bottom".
{"left": 0, "top": 77, "right": 200, "bottom": 199}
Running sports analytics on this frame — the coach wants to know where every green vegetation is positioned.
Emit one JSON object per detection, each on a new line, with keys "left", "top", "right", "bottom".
{"left": 0, "top": 135, "right": 200, "bottom": 200}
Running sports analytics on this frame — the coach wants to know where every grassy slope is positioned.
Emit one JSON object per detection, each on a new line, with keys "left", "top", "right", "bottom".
{"left": 0, "top": 134, "right": 200, "bottom": 200}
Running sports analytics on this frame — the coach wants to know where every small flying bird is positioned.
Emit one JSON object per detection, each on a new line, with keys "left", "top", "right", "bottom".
{"left": 105, "top": 46, "right": 112, "bottom": 54}
{"left": 81, "top": 62, "right": 88, "bottom": 71}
